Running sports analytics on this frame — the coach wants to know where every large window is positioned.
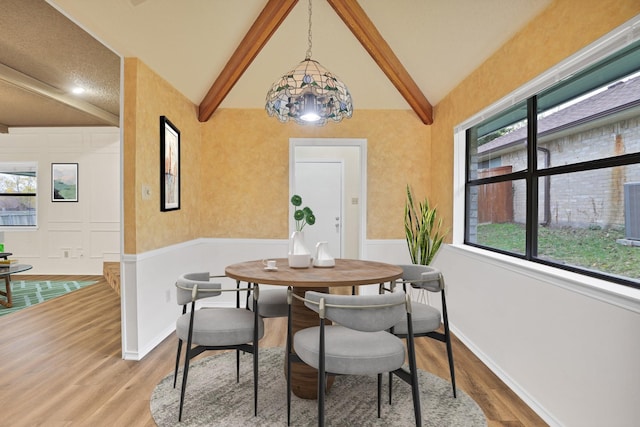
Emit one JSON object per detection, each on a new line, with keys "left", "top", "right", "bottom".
{"left": 465, "top": 40, "right": 640, "bottom": 288}
{"left": 0, "top": 162, "right": 37, "bottom": 227}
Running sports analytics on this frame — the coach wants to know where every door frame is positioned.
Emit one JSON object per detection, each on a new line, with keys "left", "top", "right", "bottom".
{"left": 289, "top": 138, "right": 367, "bottom": 259}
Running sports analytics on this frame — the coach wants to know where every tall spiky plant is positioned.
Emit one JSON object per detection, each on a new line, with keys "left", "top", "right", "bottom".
{"left": 404, "top": 185, "right": 446, "bottom": 265}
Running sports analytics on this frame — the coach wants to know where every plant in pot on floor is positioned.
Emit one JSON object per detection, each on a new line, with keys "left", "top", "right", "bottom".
{"left": 404, "top": 184, "right": 447, "bottom": 302}
{"left": 404, "top": 184, "right": 446, "bottom": 266}
{"left": 288, "top": 194, "right": 316, "bottom": 268}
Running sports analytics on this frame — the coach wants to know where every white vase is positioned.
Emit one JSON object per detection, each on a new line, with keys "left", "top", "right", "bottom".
{"left": 313, "top": 241, "right": 335, "bottom": 267}
{"left": 288, "top": 231, "right": 311, "bottom": 268}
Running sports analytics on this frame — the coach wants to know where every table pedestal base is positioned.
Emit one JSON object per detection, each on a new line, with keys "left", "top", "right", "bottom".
{"left": 224, "top": 258, "right": 402, "bottom": 400}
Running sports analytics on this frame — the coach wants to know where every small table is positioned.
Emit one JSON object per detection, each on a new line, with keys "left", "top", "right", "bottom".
{"left": 225, "top": 258, "right": 402, "bottom": 399}
{"left": 0, "top": 264, "right": 33, "bottom": 308}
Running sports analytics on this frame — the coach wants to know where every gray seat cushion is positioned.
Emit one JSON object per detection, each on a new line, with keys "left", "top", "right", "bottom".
{"left": 176, "top": 307, "right": 264, "bottom": 346}
{"left": 392, "top": 302, "right": 441, "bottom": 335}
{"left": 294, "top": 325, "right": 405, "bottom": 375}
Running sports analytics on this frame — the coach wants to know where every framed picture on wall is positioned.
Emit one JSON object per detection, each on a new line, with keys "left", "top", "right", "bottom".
{"left": 160, "top": 116, "right": 180, "bottom": 211}
{"left": 51, "top": 163, "right": 78, "bottom": 202}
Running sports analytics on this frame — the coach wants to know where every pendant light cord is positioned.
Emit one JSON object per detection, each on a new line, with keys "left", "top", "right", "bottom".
{"left": 305, "top": 0, "right": 313, "bottom": 60}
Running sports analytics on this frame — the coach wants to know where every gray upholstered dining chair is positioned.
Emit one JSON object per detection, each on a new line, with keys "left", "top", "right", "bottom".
{"left": 231, "top": 282, "right": 288, "bottom": 388}
{"left": 173, "top": 273, "right": 227, "bottom": 388}
{"left": 173, "top": 272, "right": 264, "bottom": 422}
{"left": 246, "top": 284, "right": 289, "bottom": 318}
{"left": 385, "top": 264, "right": 456, "bottom": 399}
{"left": 286, "top": 288, "right": 422, "bottom": 426}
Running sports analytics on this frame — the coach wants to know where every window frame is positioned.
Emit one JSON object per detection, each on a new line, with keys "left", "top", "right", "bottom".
{"left": 0, "top": 161, "right": 38, "bottom": 230}
{"left": 454, "top": 15, "right": 640, "bottom": 291}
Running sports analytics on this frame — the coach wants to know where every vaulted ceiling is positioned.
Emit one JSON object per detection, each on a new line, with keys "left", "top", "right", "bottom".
{"left": 0, "top": 0, "right": 552, "bottom": 131}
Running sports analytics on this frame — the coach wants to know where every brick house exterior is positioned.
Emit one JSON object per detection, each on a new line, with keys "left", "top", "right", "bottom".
{"left": 478, "top": 75, "right": 640, "bottom": 230}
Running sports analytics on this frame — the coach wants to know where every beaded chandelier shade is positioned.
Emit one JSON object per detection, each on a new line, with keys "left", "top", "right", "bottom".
{"left": 265, "top": 0, "right": 353, "bottom": 126}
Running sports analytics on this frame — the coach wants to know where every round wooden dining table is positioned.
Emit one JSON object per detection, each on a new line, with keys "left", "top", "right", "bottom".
{"left": 225, "top": 258, "right": 402, "bottom": 399}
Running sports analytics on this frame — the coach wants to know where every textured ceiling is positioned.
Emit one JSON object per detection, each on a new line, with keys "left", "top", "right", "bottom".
{"left": 0, "top": 0, "right": 120, "bottom": 130}
{"left": 0, "top": 0, "right": 553, "bottom": 130}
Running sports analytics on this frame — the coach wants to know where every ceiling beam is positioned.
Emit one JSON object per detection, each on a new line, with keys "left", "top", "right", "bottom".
{"left": 198, "top": 0, "right": 299, "bottom": 122}
{"left": 327, "top": 0, "right": 433, "bottom": 124}
{"left": 0, "top": 62, "right": 119, "bottom": 127}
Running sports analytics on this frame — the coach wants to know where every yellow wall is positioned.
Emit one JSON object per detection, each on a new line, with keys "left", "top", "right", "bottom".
{"left": 124, "top": 68, "right": 428, "bottom": 253}
{"left": 123, "top": 58, "right": 202, "bottom": 253}
{"left": 123, "top": 0, "right": 640, "bottom": 254}
{"left": 430, "top": 0, "right": 640, "bottom": 225}
{"left": 200, "top": 109, "right": 428, "bottom": 240}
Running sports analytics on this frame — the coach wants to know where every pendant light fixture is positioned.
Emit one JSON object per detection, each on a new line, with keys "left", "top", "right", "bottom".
{"left": 265, "top": 0, "right": 353, "bottom": 125}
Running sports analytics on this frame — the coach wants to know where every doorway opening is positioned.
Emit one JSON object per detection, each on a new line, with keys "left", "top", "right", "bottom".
{"left": 289, "top": 138, "right": 367, "bottom": 259}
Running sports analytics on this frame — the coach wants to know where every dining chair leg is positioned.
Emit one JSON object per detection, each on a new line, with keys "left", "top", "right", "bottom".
{"left": 236, "top": 279, "right": 245, "bottom": 385}
{"left": 377, "top": 373, "right": 382, "bottom": 418}
{"left": 286, "top": 295, "right": 293, "bottom": 426}
{"left": 318, "top": 321, "right": 326, "bottom": 427}
{"left": 253, "top": 346, "right": 258, "bottom": 416}
{"left": 388, "top": 372, "right": 393, "bottom": 404}
{"left": 174, "top": 305, "right": 187, "bottom": 389}
{"left": 178, "top": 351, "right": 191, "bottom": 422}
{"left": 442, "top": 292, "right": 457, "bottom": 398}
{"left": 236, "top": 349, "right": 240, "bottom": 383}
{"left": 409, "top": 366, "right": 422, "bottom": 427}
{"left": 318, "top": 363, "right": 325, "bottom": 427}
{"left": 178, "top": 307, "right": 196, "bottom": 422}
{"left": 406, "top": 337, "right": 422, "bottom": 426}
{"left": 173, "top": 339, "right": 183, "bottom": 388}
{"left": 286, "top": 351, "right": 292, "bottom": 426}
{"left": 445, "top": 333, "right": 457, "bottom": 398}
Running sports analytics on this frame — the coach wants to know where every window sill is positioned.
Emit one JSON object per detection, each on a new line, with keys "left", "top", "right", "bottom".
{"left": 448, "top": 243, "right": 640, "bottom": 314}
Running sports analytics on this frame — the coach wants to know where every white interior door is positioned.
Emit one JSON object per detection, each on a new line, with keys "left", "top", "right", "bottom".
{"left": 294, "top": 160, "right": 343, "bottom": 258}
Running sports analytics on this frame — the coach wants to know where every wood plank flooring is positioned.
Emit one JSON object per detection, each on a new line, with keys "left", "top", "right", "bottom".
{"left": 0, "top": 275, "right": 548, "bottom": 427}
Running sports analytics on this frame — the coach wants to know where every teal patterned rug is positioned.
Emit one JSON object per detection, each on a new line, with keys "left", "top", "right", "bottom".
{"left": 0, "top": 279, "right": 97, "bottom": 316}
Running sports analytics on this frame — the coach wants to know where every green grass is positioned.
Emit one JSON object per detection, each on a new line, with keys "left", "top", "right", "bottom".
{"left": 477, "top": 223, "right": 640, "bottom": 280}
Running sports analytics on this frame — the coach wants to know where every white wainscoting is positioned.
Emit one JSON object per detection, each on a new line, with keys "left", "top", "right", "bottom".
{"left": 0, "top": 127, "right": 120, "bottom": 274}
{"left": 121, "top": 238, "right": 290, "bottom": 360}
{"left": 121, "top": 238, "right": 410, "bottom": 360}
{"left": 434, "top": 244, "right": 640, "bottom": 427}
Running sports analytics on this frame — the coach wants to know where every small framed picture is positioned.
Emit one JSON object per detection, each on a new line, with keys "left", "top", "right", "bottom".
{"left": 51, "top": 163, "right": 78, "bottom": 202}
{"left": 160, "top": 116, "right": 180, "bottom": 211}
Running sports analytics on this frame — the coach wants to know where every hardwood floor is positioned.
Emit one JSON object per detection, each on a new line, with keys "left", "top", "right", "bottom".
{"left": 0, "top": 275, "right": 548, "bottom": 427}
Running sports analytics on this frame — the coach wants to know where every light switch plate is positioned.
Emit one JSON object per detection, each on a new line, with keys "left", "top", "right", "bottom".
{"left": 142, "top": 184, "right": 151, "bottom": 200}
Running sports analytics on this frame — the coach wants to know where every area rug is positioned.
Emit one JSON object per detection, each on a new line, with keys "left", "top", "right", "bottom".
{"left": 0, "top": 279, "right": 97, "bottom": 316}
{"left": 151, "top": 347, "right": 487, "bottom": 426}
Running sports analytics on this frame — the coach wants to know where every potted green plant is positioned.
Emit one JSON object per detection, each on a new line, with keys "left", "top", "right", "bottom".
{"left": 289, "top": 195, "right": 315, "bottom": 268}
{"left": 404, "top": 185, "right": 446, "bottom": 265}
{"left": 291, "top": 194, "right": 316, "bottom": 231}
